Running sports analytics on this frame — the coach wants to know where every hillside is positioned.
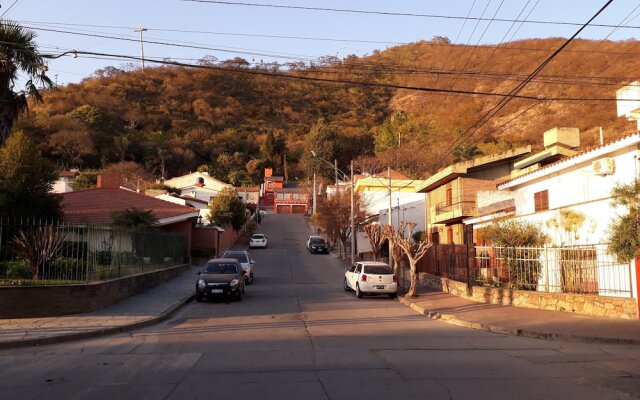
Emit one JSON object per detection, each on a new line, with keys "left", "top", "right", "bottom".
{"left": 17, "top": 37, "right": 640, "bottom": 182}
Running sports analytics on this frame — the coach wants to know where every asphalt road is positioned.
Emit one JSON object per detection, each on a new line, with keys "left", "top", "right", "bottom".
{"left": 0, "top": 214, "right": 639, "bottom": 400}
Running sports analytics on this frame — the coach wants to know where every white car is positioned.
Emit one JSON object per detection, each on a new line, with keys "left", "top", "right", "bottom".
{"left": 222, "top": 250, "right": 254, "bottom": 285}
{"left": 344, "top": 261, "right": 397, "bottom": 299}
{"left": 249, "top": 233, "right": 268, "bottom": 249}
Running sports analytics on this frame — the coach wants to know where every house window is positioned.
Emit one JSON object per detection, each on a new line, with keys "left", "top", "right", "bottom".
{"left": 267, "top": 181, "right": 273, "bottom": 189}
{"left": 446, "top": 185, "right": 453, "bottom": 206}
{"left": 534, "top": 190, "right": 549, "bottom": 212}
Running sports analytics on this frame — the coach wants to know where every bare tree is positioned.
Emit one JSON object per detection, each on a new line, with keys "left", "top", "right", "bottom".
{"left": 382, "top": 224, "right": 406, "bottom": 275}
{"left": 393, "top": 221, "right": 432, "bottom": 297}
{"left": 363, "top": 223, "right": 384, "bottom": 261}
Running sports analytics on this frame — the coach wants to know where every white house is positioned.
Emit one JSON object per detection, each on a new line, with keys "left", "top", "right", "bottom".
{"left": 162, "top": 172, "right": 232, "bottom": 203}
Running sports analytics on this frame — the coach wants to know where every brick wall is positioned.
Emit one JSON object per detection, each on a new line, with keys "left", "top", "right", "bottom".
{"left": 0, "top": 265, "right": 189, "bottom": 318}
{"left": 419, "top": 272, "right": 638, "bottom": 320}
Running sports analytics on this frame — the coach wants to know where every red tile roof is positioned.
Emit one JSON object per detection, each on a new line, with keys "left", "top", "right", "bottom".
{"left": 60, "top": 188, "right": 198, "bottom": 225}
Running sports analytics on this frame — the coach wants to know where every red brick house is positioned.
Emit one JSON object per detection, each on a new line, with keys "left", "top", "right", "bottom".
{"left": 263, "top": 168, "right": 283, "bottom": 208}
{"left": 273, "top": 188, "right": 309, "bottom": 214}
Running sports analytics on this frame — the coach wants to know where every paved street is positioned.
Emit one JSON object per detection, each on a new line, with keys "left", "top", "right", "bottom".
{"left": 0, "top": 214, "right": 639, "bottom": 400}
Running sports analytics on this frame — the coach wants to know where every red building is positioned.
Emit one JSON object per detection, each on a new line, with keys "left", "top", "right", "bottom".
{"left": 273, "top": 188, "right": 309, "bottom": 214}
{"left": 262, "top": 168, "right": 283, "bottom": 209}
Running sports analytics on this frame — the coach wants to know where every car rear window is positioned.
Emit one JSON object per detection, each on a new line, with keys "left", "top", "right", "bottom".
{"left": 204, "top": 263, "right": 238, "bottom": 274}
{"left": 252, "top": 235, "right": 265, "bottom": 239}
{"left": 225, "top": 253, "right": 248, "bottom": 263}
{"left": 310, "top": 238, "right": 326, "bottom": 244}
{"left": 364, "top": 265, "right": 393, "bottom": 274}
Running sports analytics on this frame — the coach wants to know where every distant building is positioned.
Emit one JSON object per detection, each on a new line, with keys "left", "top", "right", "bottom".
{"left": 273, "top": 187, "right": 309, "bottom": 214}
{"left": 162, "top": 172, "right": 231, "bottom": 203}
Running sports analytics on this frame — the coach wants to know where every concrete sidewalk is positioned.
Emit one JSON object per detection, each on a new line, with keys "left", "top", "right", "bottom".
{"left": 0, "top": 265, "right": 201, "bottom": 349}
{"left": 400, "top": 288, "right": 640, "bottom": 345}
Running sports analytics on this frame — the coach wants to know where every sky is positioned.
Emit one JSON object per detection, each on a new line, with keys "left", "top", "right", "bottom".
{"left": 6, "top": 0, "right": 640, "bottom": 86}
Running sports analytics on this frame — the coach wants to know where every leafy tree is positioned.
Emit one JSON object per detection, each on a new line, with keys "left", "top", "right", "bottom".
{"left": 70, "top": 169, "right": 99, "bottom": 191}
{"left": 311, "top": 189, "right": 368, "bottom": 260}
{"left": 208, "top": 187, "right": 246, "bottom": 230}
{"left": 260, "top": 131, "right": 287, "bottom": 168}
{"left": 0, "top": 131, "right": 60, "bottom": 219}
{"left": 111, "top": 207, "right": 158, "bottom": 230}
{"left": 47, "top": 116, "right": 95, "bottom": 167}
{"left": 302, "top": 117, "right": 341, "bottom": 180}
{"left": 0, "top": 20, "right": 52, "bottom": 145}
{"left": 607, "top": 181, "right": 640, "bottom": 262}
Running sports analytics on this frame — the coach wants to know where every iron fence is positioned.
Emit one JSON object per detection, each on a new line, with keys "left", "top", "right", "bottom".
{"left": 475, "top": 244, "right": 633, "bottom": 298}
{"left": 0, "top": 217, "right": 188, "bottom": 286}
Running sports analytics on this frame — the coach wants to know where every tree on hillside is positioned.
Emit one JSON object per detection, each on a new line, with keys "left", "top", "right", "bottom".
{"left": 47, "top": 115, "right": 95, "bottom": 167}
{"left": 0, "top": 131, "right": 60, "bottom": 219}
{"left": 260, "top": 131, "right": 287, "bottom": 169}
{"left": 208, "top": 187, "right": 247, "bottom": 230}
{"left": 302, "top": 117, "right": 341, "bottom": 180}
{"left": 0, "top": 20, "right": 52, "bottom": 145}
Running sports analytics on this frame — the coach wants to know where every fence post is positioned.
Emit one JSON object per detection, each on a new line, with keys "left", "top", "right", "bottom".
{"left": 465, "top": 243, "right": 471, "bottom": 294}
{"left": 544, "top": 245, "right": 550, "bottom": 292}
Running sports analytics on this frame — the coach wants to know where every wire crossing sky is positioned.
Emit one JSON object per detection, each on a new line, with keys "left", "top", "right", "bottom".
{"left": 6, "top": 0, "right": 640, "bottom": 85}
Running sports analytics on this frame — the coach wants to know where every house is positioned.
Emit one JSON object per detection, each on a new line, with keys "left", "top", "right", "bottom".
{"left": 353, "top": 169, "right": 427, "bottom": 230}
{"left": 263, "top": 168, "right": 283, "bottom": 208}
{"left": 235, "top": 186, "right": 260, "bottom": 205}
{"left": 416, "top": 146, "right": 532, "bottom": 245}
{"left": 51, "top": 170, "right": 79, "bottom": 193}
{"left": 155, "top": 193, "right": 211, "bottom": 225}
{"left": 162, "top": 172, "right": 232, "bottom": 203}
{"left": 464, "top": 127, "right": 622, "bottom": 246}
{"left": 273, "top": 187, "right": 309, "bottom": 214}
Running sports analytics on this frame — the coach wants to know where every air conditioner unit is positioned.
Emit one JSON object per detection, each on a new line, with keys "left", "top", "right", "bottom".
{"left": 592, "top": 158, "right": 615, "bottom": 176}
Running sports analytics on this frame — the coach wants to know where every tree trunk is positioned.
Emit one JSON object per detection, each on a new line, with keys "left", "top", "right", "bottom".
{"left": 405, "top": 261, "right": 418, "bottom": 297}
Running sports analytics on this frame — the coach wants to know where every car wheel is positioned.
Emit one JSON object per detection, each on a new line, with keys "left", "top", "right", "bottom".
{"left": 389, "top": 293, "right": 397, "bottom": 299}
{"left": 343, "top": 278, "right": 350, "bottom": 291}
{"left": 355, "top": 284, "right": 363, "bottom": 298}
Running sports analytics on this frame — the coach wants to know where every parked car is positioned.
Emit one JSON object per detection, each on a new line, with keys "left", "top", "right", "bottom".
{"left": 195, "top": 258, "right": 245, "bottom": 302}
{"left": 344, "top": 261, "right": 397, "bottom": 299}
{"left": 249, "top": 233, "right": 268, "bottom": 249}
{"left": 307, "top": 236, "right": 329, "bottom": 254}
{"left": 222, "top": 250, "right": 254, "bottom": 284}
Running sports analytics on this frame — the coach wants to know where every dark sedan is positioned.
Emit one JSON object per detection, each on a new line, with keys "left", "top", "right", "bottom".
{"left": 195, "top": 258, "right": 245, "bottom": 302}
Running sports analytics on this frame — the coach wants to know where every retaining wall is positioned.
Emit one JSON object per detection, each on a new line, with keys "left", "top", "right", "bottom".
{"left": 0, "top": 264, "right": 189, "bottom": 318}
{"left": 419, "top": 272, "right": 638, "bottom": 320}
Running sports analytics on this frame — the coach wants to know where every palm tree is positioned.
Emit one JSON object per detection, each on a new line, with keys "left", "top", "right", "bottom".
{"left": 0, "top": 20, "right": 52, "bottom": 145}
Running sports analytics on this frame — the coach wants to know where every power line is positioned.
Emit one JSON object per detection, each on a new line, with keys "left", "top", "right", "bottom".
{"left": 432, "top": 0, "right": 616, "bottom": 168}
{"left": 181, "top": 0, "right": 640, "bottom": 30}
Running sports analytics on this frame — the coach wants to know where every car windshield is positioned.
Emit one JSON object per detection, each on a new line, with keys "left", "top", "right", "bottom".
{"left": 364, "top": 265, "right": 393, "bottom": 274}
{"left": 224, "top": 253, "right": 248, "bottom": 263}
{"left": 203, "top": 262, "right": 238, "bottom": 274}
{"left": 252, "top": 235, "right": 264, "bottom": 239}
{"left": 310, "top": 238, "right": 326, "bottom": 245}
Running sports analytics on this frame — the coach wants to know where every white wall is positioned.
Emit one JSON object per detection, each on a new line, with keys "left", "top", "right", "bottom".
{"left": 378, "top": 197, "right": 426, "bottom": 233}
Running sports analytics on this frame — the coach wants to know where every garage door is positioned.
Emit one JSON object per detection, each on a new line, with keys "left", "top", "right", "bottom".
{"left": 291, "top": 205, "right": 306, "bottom": 214}
{"left": 276, "top": 205, "right": 290, "bottom": 214}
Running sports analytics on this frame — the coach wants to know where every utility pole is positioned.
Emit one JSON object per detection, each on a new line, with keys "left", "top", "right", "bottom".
{"left": 350, "top": 160, "right": 355, "bottom": 266}
{"left": 312, "top": 173, "right": 317, "bottom": 214}
{"left": 134, "top": 26, "right": 148, "bottom": 69}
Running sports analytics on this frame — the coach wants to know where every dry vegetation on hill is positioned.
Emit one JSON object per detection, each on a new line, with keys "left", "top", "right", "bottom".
{"left": 17, "top": 37, "right": 640, "bottom": 181}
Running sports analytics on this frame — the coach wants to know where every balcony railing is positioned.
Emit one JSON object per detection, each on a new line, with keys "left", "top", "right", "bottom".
{"left": 435, "top": 195, "right": 477, "bottom": 216}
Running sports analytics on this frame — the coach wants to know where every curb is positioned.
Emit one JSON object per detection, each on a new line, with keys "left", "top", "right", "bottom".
{"left": 0, "top": 294, "right": 195, "bottom": 350}
{"left": 398, "top": 297, "right": 640, "bottom": 346}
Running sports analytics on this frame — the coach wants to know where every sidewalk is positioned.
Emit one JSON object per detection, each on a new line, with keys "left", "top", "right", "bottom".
{"left": 0, "top": 265, "right": 201, "bottom": 349}
{"left": 400, "top": 288, "right": 640, "bottom": 345}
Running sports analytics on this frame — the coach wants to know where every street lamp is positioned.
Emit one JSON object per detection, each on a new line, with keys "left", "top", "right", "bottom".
{"left": 311, "top": 151, "right": 355, "bottom": 266}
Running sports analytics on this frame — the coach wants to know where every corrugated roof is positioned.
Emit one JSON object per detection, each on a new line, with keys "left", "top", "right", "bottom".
{"left": 61, "top": 188, "right": 198, "bottom": 225}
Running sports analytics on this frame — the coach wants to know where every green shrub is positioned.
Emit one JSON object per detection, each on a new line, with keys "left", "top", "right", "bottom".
{"left": 4, "top": 260, "right": 30, "bottom": 279}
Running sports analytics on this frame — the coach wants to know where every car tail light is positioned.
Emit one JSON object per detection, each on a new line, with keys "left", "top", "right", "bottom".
{"left": 393, "top": 275, "right": 398, "bottom": 282}
{"left": 361, "top": 274, "right": 367, "bottom": 282}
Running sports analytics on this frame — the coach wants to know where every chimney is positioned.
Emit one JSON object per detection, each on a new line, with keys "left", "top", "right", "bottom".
{"left": 97, "top": 173, "right": 122, "bottom": 189}
{"left": 265, "top": 167, "right": 273, "bottom": 177}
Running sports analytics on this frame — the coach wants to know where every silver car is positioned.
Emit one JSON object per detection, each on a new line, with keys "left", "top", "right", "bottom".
{"left": 222, "top": 250, "right": 254, "bottom": 285}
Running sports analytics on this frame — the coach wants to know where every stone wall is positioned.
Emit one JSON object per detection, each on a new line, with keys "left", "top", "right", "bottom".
{"left": 0, "top": 264, "right": 189, "bottom": 318}
{"left": 419, "top": 272, "right": 638, "bottom": 320}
